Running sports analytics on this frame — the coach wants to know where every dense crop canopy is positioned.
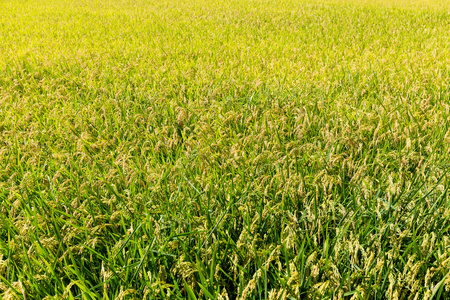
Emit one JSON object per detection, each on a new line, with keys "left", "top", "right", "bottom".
{"left": 1, "top": 0, "right": 450, "bottom": 298}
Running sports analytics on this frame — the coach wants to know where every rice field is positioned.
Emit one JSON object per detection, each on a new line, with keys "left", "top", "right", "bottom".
{"left": 1, "top": 0, "right": 450, "bottom": 298}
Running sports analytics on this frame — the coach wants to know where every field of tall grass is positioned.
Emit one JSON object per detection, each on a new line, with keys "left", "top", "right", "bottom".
{"left": 1, "top": 0, "right": 450, "bottom": 298}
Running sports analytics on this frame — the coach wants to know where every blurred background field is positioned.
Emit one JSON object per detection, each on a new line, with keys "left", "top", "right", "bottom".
{"left": 1, "top": 0, "right": 450, "bottom": 298}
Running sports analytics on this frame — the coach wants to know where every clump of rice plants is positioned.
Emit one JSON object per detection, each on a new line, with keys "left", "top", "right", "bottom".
{"left": 1, "top": 0, "right": 450, "bottom": 298}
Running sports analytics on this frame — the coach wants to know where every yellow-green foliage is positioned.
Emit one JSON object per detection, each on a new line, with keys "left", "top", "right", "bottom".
{"left": 1, "top": 0, "right": 450, "bottom": 299}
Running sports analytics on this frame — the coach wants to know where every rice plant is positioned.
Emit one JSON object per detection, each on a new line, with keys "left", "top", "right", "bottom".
{"left": 1, "top": 0, "right": 450, "bottom": 298}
